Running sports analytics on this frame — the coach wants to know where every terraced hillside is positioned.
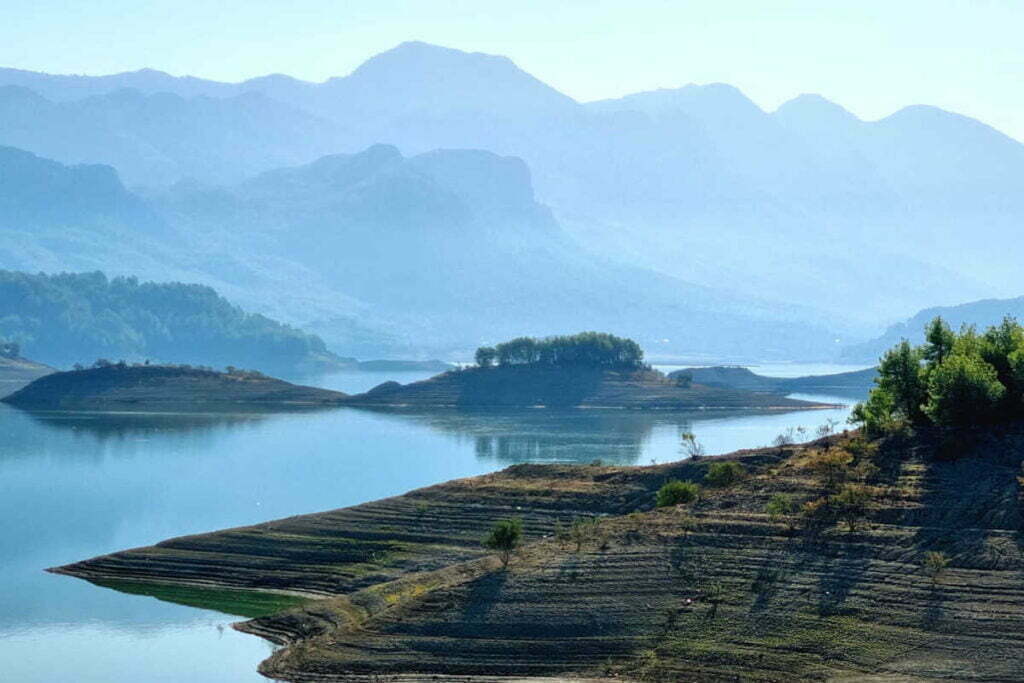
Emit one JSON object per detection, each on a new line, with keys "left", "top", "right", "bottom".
{"left": 346, "top": 366, "right": 826, "bottom": 410}
{"left": 55, "top": 427, "right": 1024, "bottom": 681}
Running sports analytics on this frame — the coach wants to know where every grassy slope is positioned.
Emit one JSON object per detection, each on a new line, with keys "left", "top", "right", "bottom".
{"left": 54, "top": 426, "right": 1024, "bottom": 681}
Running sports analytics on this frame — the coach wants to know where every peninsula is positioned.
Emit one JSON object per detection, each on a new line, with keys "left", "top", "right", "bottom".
{"left": 52, "top": 426, "right": 1024, "bottom": 681}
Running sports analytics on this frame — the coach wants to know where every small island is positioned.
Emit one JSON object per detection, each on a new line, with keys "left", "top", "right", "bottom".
{"left": 345, "top": 332, "right": 831, "bottom": 410}
{"left": 2, "top": 362, "right": 346, "bottom": 410}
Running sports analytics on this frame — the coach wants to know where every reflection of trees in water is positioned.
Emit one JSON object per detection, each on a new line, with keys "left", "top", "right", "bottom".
{"left": 0, "top": 407, "right": 276, "bottom": 465}
{"left": 375, "top": 408, "right": 710, "bottom": 466}
{"left": 26, "top": 410, "right": 270, "bottom": 441}
{"left": 472, "top": 432, "right": 644, "bottom": 465}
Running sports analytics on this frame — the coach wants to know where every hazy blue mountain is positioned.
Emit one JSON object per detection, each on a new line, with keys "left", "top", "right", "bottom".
{"left": 0, "top": 85, "right": 350, "bottom": 186}
{"left": 0, "top": 144, "right": 391, "bottom": 347}
{"left": 4, "top": 41, "right": 1022, "bottom": 333}
{"left": 0, "top": 66, "right": 243, "bottom": 101}
{"left": 156, "top": 144, "right": 843, "bottom": 360}
{"left": 0, "top": 140, "right": 842, "bottom": 360}
{"left": 842, "top": 295, "right": 1024, "bottom": 363}
{"left": 0, "top": 271, "right": 351, "bottom": 373}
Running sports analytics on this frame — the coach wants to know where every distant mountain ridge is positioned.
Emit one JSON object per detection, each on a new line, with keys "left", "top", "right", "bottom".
{"left": 843, "top": 296, "right": 1024, "bottom": 363}
{"left": 1, "top": 41, "right": 1013, "bottom": 327}
{"left": 156, "top": 144, "right": 843, "bottom": 359}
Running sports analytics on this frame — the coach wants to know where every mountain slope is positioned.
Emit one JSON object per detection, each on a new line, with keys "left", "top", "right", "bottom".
{"left": 843, "top": 295, "right": 1024, "bottom": 363}
{"left": 159, "top": 144, "right": 844, "bottom": 359}
{"left": 0, "top": 271, "right": 351, "bottom": 373}
{"left": 0, "top": 86, "right": 350, "bottom": 186}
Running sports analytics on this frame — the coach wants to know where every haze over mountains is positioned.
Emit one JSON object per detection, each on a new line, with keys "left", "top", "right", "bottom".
{"left": 2, "top": 41, "right": 1022, "bottom": 361}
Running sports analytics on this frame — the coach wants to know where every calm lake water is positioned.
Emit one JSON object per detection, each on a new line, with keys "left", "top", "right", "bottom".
{"left": 0, "top": 364, "right": 868, "bottom": 682}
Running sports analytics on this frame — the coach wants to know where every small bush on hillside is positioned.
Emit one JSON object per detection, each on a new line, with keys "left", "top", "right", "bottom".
{"left": 832, "top": 484, "right": 872, "bottom": 532}
{"left": 483, "top": 518, "right": 522, "bottom": 569}
{"left": 922, "top": 551, "right": 950, "bottom": 584}
{"left": 656, "top": 480, "right": 700, "bottom": 508}
{"left": 679, "top": 432, "right": 706, "bottom": 459}
{"left": 807, "top": 449, "right": 854, "bottom": 488}
{"left": 764, "top": 493, "right": 798, "bottom": 523}
{"left": 569, "top": 516, "right": 603, "bottom": 552}
{"left": 705, "top": 461, "right": 745, "bottom": 488}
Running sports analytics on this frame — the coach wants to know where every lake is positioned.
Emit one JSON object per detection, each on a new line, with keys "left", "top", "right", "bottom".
{"left": 0, "top": 364, "right": 868, "bottom": 682}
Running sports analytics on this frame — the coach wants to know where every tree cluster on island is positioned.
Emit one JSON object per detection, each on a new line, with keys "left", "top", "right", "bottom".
{"left": 853, "top": 316, "right": 1024, "bottom": 433}
{"left": 474, "top": 332, "right": 645, "bottom": 370}
{"left": 72, "top": 358, "right": 268, "bottom": 379}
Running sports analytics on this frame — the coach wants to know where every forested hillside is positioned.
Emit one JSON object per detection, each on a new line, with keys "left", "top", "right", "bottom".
{"left": 0, "top": 271, "right": 349, "bottom": 373}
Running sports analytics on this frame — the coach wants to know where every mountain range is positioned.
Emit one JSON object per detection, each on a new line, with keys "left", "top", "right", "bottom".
{"left": 2, "top": 142, "right": 836, "bottom": 359}
{"left": 3, "top": 42, "right": 1023, "bottom": 358}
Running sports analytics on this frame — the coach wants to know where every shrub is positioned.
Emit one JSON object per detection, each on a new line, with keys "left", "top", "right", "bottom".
{"left": 764, "top": 493, "right": 798, "bottom": 522}
{"left": 832, "top": 484, "right": 872, "bottom": 532}
{"left": 808, "top": 449, "right": 853, "bottom": 488}
{"left": 705, "top": 461, "right": 745, "bottom": 488}
{"left": 922, "top": 551, "right": 950, "bottom": 584}
{"left": 679, "top": 432, "right": 706, "bottom": 459}
{"left": 483, "top": 518, "right": 522, "bottom": 569}
{"left": 569, "top": 516, "right": 602, "bottom": 552}
{"left": 656, "top": 480, "right": 700, "bottom": 508}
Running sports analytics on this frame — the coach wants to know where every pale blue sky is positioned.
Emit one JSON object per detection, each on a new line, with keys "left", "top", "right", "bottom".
{"left": 4, "top": 1, "right": 1023, "bottom": 139}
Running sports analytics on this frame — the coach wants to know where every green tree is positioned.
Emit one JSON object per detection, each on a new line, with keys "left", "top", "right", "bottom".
{"left": 656, "top": 480, "right": 700, "bottom": 507}
{"left": 922, "top": 317, "right": 955, "bottom": 365}
{"left": 704, "top": 461, "right": 745, "bottom": 488}
{"left": 482, "top": 518, "right": 523, "bottom": 569}
{"left": 876, "top": 340, "right": 927, "bottom": 424}
{"left": 979, "top": 317, "right": 1024, "bottom": 410}
{"left": 475, "top": 346, "right": 497, "bottom": 368}
{"left": 925, "top": 353, "right": 1004, "bottom": 427}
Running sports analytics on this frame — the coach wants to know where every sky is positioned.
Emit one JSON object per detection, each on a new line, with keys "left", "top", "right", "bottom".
{"left": 3, "top": 0, "right": 1023, "bottom": 139}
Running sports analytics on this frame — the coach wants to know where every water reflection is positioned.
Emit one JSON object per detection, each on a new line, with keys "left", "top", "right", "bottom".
{"left": 370, "top": 407, "right": 790, "bottom": 466}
